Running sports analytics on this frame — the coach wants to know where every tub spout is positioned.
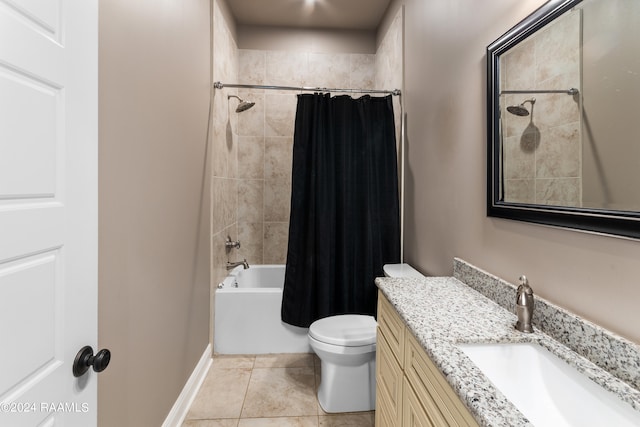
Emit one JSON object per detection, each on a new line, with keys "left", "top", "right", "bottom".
{"left": 227, "top": 259, "right": 249, "bottom": 270}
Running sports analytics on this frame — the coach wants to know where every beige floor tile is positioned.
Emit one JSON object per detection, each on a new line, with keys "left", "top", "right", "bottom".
{"left": 212, "top": 355, "right": 256, "bottom": 369}
{"left": 254, "top": 353, "right": 314, "bottom": 368}
{"left": 318, "top": 412, "right": 375, "bottom": 427}
{"left": 238, "top": 416, "right": 318, "bottom": 426}
{"left": 186, "top": 366, "right": 252, "bottom": 419}
{"left": 241, "top": 367, "right": 318, "bottom": 417}
{"left": 182, "top": 419, "right": 239, "bottom": 427}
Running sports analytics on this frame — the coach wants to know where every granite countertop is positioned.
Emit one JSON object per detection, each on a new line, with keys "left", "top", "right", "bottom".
{"left": 375, "top": 274, "right": 640, "bottom": 427}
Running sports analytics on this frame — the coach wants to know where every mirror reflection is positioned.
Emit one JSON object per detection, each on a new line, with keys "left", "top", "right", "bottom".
{"left": 498, "top": 0, "right": 640, "bottom": 211}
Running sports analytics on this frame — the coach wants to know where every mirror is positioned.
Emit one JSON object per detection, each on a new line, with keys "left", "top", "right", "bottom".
{"left": 487, "top": 0, "right": 640, "bottom": 239}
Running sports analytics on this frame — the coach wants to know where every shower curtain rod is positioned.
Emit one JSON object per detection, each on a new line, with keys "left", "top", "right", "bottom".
{"left": 214, "top": 81, "right": 401, "bottom": 96}
{"left": 500, "top": 88, "right": 579, "bottom": 95}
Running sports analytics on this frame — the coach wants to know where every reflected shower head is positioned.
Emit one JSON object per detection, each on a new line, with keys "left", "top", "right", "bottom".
{"left": 506, "top": 98, "right": 536, "bottom": 116}
{"left": 228, "top": 95, "right": 255, "bottom": 113}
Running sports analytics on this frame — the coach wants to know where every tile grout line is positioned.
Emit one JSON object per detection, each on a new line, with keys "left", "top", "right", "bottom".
{"left": 237, "top": 355, "right": 257, "bottom": 422}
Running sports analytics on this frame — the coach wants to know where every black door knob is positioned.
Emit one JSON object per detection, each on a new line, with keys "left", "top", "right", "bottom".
{"left": 73, "top": 346, "right": 111, "bottom": 377}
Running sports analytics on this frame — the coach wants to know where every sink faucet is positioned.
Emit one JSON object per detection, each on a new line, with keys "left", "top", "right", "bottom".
{"left": 515, "top": 275, "right": 534, "bottom": 333}
{"left": 226, "top": 259, "right": 249, "bottom": 270}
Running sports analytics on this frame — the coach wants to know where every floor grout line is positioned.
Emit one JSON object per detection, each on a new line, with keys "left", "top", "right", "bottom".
{"left": 237, "top": 355, "right": 256, "bottom": 421}
{"left": 183, "top": 353, "right": 373, "bottom": 427}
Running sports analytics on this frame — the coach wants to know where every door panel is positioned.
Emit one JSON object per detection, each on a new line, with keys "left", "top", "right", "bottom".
{"left": 0, "top": 0, "right": 98, "bottom": 425}
{"left": 0, "top": 64, "right": 60, "bottom": 197}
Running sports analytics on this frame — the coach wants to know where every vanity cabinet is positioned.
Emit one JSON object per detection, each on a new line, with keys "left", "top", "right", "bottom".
{"left": 376, "top": 292, "right": 479, "bottom": 427}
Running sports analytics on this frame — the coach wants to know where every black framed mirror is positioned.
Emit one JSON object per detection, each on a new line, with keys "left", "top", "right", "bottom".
{"left": 487, "top": 0, "right": 640, "bottom": 239}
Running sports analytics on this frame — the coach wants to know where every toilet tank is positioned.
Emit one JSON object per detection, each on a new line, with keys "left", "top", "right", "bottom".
{"left": 383, "top": 263, "right": 424, "bottom": 278}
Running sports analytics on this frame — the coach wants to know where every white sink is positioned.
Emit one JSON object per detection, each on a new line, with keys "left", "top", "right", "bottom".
{"left": 458, "top": 342, "right": 640, "bottom": 427}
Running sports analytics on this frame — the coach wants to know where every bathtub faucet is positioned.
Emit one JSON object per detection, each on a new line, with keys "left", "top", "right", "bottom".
{"left": 226, "top": 259, "right": 249, "bottom": 270}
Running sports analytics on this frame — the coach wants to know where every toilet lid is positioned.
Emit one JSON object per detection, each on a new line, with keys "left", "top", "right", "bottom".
{"left": 309, "top": 314, "right": 377, "bottom": 347}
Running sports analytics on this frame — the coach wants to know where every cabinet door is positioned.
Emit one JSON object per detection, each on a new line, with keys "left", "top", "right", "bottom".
{"left": 405, "top": 332, "right": 479, "bottom": 427}
{"left": 375, "top": 397, "right": 395, "bottom": 427}
{"left": 376, "top": 331, "right": 404, "bottom": 425}
{"left": 402, "top": 380, "right": 436, "bottom": 427}
{"left": 378, "top": 291, "right": 405, "bottom": 364}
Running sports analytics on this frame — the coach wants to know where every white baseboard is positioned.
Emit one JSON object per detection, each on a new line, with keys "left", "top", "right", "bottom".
{"left": 162, "top": 344, "right": 212, "bottom": 427}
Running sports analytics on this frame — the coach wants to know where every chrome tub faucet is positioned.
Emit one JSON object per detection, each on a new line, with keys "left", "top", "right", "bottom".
{"left": 515, "top": 275, "right": 534, "bottom": 333}
{"left": 226, "top": 259, "right": 249, "bottom": 270}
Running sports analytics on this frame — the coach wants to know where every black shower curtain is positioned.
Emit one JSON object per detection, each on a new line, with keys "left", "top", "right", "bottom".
{"left": 281, "top": 93, "right": 401, "bottom": 328}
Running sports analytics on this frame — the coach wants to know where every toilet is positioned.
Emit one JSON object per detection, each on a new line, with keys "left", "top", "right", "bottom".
{"left": 308, "top": 263, "right": 424, "bottom": 413}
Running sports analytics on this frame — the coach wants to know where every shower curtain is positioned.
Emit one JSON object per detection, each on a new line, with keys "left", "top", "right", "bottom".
{"left": 281, "top": 93, "right": 401, "bottom": 328}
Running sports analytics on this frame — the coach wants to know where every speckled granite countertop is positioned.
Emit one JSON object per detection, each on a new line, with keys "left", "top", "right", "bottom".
{"left": 375, "top": 259, "right": 640, "bottom": 427}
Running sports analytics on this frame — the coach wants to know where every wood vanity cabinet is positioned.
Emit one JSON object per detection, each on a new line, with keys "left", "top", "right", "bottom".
{"left": 376, "top": 292, "right": 480, "bottom": 427}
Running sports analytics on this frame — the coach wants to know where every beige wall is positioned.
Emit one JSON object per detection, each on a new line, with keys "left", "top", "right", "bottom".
{"left": 98, "top": 0, "right": 212, "bottom": 425}
{"left": 394, "top": 0, "right": 640, "bottom": 344}
{"left": 237, "top": 25, "right": 376, "bottom": 54}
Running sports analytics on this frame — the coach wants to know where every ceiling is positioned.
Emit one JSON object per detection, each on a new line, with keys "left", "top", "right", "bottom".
{"left": 226, "top": 0, "right": 392, "bottom": 30}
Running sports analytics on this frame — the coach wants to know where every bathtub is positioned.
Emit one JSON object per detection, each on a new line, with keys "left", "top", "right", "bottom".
{"left": 214, "top": 264, "right": 311, "bottom": 354}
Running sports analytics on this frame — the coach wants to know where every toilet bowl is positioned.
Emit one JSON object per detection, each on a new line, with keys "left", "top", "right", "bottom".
{"left": 308, "top": 264, "right": 424, "bottom": 413}
{"left": 309, "top": 314, "right": 377, "bottom": 413}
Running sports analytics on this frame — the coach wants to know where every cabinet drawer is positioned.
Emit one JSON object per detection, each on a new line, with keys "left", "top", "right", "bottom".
{"left": 377, "top": 291, "right": 405, "bottom": 364}
{"left": 404, "top": 332, "right": 479, "bottom": 427}
{"left": 376, "top": 331, "right": 403, "bottom": 426}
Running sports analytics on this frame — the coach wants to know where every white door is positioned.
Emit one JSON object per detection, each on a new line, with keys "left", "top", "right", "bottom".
{"left": 0, "top": 0, "right": 99, "bottom": 426}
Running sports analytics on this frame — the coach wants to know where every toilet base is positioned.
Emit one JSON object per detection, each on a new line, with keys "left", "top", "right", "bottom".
{"left": 317, "top": 358, "right": 376, "bottom": 413}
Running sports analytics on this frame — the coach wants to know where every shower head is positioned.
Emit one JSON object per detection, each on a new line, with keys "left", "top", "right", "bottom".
{"left": 228, "top": 95, "right": 255, "bottom": 113}
{"left": 506, "top": 98, "right": 536, "bottom": 117}
{"left": 507, "top": 105, "right": 530, "bottom": 116}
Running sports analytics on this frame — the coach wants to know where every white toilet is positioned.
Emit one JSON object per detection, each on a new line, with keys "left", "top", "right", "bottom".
{"left": 308, "top": 263, "right": 424, "bottom": 413}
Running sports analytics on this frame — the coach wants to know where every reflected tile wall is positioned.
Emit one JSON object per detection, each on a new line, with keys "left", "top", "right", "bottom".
{"left": 502, "top": 10, "right": 581, "bottom": 206}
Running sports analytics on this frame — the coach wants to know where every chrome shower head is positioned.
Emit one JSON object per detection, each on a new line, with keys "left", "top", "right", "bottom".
{"left": 507, "top": 98, "right": 536, "bottom": 117}
{"left": 228, "top": 95, "right": 255, "bottom": 113}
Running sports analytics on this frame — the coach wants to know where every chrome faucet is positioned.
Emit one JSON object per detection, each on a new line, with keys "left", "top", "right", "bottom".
{"left": 226, "top": 259, "right": 249, "bottom": 270}
{"left": 515, "top": 275, "right": 534, "bottom": 333}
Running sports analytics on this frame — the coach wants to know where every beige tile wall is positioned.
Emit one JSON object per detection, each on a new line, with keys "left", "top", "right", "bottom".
{"left": 234, "top": 50, "right": 378, "bottom": 264}
{"left": 212, "top": 0, "right": 239, "bottom": 287}
{"left": 213, "top": 10, "right": 403, "bottom": 269}
{"left": 375, "top": 7, "right": 404, "bottom": 178}
{"left": 501, "top": 11, "right": 581, "bottom": 206}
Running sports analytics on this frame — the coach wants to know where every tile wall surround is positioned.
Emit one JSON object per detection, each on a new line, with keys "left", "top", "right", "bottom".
{"left": 453, "top": 258, "right": 640, "bottom": 391}
{"left": 227, "top": 7, "right": 404, "bottom": 265}
{"left": 375, "top": 8, "right": 404, "bottom": 160}
{"left": 211, "top": 0, "right": 240, "bottom": 289}
{"left": 234, "top": 50, "right": 376, "bottom": 265}
{"left": 501, "top": 11, "right": 581, "bottom": 206}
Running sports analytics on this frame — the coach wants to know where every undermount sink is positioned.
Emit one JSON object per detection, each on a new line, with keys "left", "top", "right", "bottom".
{"left": 458, "top": 342, "right": 640, "bottom": 427}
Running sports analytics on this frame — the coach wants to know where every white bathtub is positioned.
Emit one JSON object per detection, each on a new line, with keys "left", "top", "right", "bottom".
{"left": 214, "top": 264, "right": 311, "bottom": 354}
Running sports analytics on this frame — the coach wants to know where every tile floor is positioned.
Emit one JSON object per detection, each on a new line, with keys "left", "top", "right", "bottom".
{"left": 182, "top": 353, "right": 375, "bottom": 427}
